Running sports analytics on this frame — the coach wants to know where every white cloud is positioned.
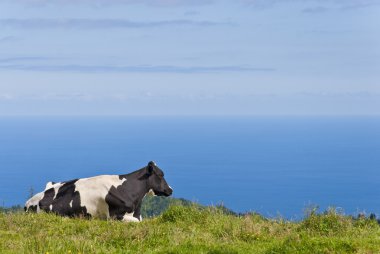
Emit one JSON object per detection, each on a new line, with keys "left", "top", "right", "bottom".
{"left": 0, "top": 36, "right": 20, "bottom": 43}
{"left": 0, "top": 18, "right": 233, "bottom": 30}
{"left": 0, "top": 63, "right": 274, "bottom": 73}
{"left": 0, "top": 94, "right": 15, "bottom": 100}
{"left": 4, "top": 0, "right": 380, "bottom": 9}
{"left": 3, "top": 0, "right": 214, "bottom": 7}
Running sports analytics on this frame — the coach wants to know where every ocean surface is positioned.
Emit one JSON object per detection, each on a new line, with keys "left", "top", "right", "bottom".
{"left": 0, "top": 116, "right": 379, "bottom": 218}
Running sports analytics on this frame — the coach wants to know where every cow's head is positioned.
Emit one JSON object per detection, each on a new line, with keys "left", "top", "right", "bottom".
{"left": 146, "top": 161, "right": 173, "bottom": 197}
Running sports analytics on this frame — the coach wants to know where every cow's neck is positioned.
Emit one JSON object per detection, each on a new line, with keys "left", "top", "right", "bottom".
{"left": 119, "top": 169, "right": 150, "bottom": 210}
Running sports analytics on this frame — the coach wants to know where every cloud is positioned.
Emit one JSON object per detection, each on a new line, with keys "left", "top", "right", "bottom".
{"left": 339, "top": 1, "right": 380, "bottom": 10}
{"left": 0, "top": 94, "right": 14, "bottom": 101}
{"left": 4, "top": 0, "right": 214, "bottom": 7}
{"left": 239, "top": 0, "right": 380, "bottom": 10}
{"left": 5, "top": 0, "right": 380, "bottom": 9}
{"left": 302, "top": 6, "right": 328, "bottom": 13}
{"left": 0, "top": 18, "right": 233, "bottom": 30}
{"left": 0, "top": 36, "right": 20, "bottom": 43}
{"left": 38, "top": 93, "right": 95, "bottom": 101}
{"left": 0, "top": 56, "right": 52, "bottom": 64}
{"left": 296, "top": 91, "right": 380, "bottom": 98}
{"left": 0, "top": 55, "right": 274, "bottom": 73}
{"left": 301, "top": 1, "right": 380, "bottom": 13}
{"left": 184, "top": 10, "right": 199, "bottom": 16}
{"left": 0, "top": 63, "right": 275, "bottom": 73}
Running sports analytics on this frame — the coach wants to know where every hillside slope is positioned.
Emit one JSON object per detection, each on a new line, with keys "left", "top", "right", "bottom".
{"left": 1, "top": 204, "right": 380, "bottom": 253}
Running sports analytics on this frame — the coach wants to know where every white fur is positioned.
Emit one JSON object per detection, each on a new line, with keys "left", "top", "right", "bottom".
{"left": 147, "top": 189, "right": 156, "bottom": 196}
{"left": 74, "top": 175, "right": 126, "bottom": 219}
{"left": 25, "top": 192, "right": 44, "bottom": 212}
{"left": 44, "top": 182, "right": 55, "bottom": 190}
{"left": 52, "top": 183, "right": 63, "bottom": 200}
{"left": 122, "top": 212, "right": 140, "bottom": 222}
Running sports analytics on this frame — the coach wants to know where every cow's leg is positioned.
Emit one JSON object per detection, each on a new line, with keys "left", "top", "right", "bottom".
{"left": 122, "top": 213, "right": 140, "bottom": 223}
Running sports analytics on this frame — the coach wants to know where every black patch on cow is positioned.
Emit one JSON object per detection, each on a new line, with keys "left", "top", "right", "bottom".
{"left": 133, "top": 205, "right": 142, "bottom": 220}
{"left": 106, "top": 172, "right": 148, "bottom": 221}
{"left": 105, "top": 183, "right": 134, "bottom": 220}
{"left": 40, "top": 179, "right": 90, "bottom": 218}
{"left": 39, "top": 187, "right": 56, "bottom": 211}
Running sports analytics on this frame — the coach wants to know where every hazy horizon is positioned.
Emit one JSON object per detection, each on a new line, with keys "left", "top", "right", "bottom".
{"left": 1, "top": 0, "right": 379, "bottom": 116}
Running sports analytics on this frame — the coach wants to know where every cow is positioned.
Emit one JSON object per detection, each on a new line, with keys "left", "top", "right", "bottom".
{"left": 24, "top": 161, "right": 173, "bottom": 222}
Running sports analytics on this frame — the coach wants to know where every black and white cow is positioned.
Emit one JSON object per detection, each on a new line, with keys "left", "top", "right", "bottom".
{"left": 25, "top": 161, "right": 173, "bottom": 222}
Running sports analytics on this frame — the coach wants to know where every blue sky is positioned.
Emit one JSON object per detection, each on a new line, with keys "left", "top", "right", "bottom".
{"left": 0, "top": 0, "right": 379, "bottom": 115}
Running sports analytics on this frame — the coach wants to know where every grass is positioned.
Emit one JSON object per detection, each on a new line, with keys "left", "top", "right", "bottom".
{"left": 1, "top": 205, "right": 380, "bottom": 253}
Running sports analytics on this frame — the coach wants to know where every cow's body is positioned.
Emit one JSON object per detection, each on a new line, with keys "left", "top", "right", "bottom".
{"left": 25, "top": 161, "right": 172, "bottom": 222}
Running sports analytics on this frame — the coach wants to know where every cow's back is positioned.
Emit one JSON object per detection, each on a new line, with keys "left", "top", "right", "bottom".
{"left": 25, "top": 175, "right": 126, "bottom": 219}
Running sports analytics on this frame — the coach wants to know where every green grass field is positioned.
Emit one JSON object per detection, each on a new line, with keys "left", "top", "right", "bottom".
{"left": 1, "top": 204, "right": 380, "bottom": 254}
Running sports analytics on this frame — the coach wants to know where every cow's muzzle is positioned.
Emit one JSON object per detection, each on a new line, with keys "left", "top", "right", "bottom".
{"left": 156, "top": 187, "right": 173, "bottom": 197}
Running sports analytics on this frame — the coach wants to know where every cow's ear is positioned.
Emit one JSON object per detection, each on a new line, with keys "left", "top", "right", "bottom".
{"left": 147, "top": 161, "right": 155, "bottom": 175}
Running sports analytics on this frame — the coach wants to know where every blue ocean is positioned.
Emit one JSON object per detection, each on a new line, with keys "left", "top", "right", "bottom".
{"left": 0, "top": 116, "right": 379, "bottom": 218}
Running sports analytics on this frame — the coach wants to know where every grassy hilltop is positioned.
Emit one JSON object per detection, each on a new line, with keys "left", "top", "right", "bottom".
{"left": 1, "top": 198, "right": 380, "bottom": 253}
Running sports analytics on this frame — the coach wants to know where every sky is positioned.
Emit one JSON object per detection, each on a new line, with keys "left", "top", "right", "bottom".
{"left": 0, "top": 0, "right": 379, "bottom": 116}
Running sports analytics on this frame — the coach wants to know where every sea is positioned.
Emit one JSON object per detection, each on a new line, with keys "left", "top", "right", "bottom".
{"left": 0, "top": 116, "right": 379, "bottom": 219}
